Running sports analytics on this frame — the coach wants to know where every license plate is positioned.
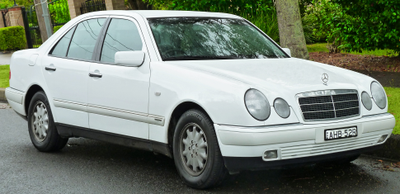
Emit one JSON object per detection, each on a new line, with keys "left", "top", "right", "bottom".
{"left": 324, "top": 126, "right": 357, "bottom": 140}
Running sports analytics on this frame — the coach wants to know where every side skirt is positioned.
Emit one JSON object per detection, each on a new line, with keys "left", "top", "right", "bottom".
{"left": 56, "top": 123, "right": 172, "bottom": 158}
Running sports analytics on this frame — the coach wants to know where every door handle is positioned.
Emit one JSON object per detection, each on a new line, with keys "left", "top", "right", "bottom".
{"left": 89, "top": 72, "right": 103, "bottom": 78}
{"left": 45, "top": 66, "right": 56, "bottom": 71}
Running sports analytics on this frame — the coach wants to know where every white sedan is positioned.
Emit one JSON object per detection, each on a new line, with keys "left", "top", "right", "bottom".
{"left": 6, "top": 10, "right": 395, "bottom": 189}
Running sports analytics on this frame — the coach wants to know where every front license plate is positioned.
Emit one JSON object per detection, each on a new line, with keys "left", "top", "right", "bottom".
{"left": 324, "top": 126, "right": 357, "bottom": 141}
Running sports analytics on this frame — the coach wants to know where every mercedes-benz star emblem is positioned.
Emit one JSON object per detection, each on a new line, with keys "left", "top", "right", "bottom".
{"left": 321, "top": 73, "right": 329, "bottom": 85}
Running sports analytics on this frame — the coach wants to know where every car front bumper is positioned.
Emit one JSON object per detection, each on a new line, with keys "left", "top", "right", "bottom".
{"left": 215, "top": 113, "right": 395, "bottom": 171}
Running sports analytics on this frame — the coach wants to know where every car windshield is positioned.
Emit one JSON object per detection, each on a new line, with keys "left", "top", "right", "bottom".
{"left": 148, "top": 17, "right": 288, "bottom": 61}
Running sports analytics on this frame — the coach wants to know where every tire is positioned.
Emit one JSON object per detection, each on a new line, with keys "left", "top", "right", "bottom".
{"left": 173, "top": 109, "right": 227, "bottom": 189}
{"left": 28, "top": 91, "right": 68, "bottom": 152}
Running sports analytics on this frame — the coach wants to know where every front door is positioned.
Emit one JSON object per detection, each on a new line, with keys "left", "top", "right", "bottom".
{"left": 87, "top": 17, "right": 150, "bottom": 139}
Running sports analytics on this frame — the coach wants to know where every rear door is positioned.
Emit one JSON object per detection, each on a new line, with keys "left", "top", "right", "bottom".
{"left": 42, "top": 17, "right": 107, "bottom": 128}
{"left": 87, "top": 17, "right": 151, "bottom": 139}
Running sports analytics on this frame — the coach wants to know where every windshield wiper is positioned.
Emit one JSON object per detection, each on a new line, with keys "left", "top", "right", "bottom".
{"left": 163, "top": 55, "right": 238, "bottom": 61}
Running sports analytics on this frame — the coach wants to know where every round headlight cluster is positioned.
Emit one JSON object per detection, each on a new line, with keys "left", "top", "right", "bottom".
{"left": 274, "top": 98, "right": 290, "bottom": 118}
{"left": 244, "top": 89, "right": 270, "bottom": 121}
{"left": 371, "top": 81, "right": 386, "bottom": 109}
{"left": 361, "top": 91, "right": 372, "bottom": 110}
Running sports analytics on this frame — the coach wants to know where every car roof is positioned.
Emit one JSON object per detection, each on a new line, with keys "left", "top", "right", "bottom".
{"left": 84, "top": 10, "right": 242, "bottom": 19}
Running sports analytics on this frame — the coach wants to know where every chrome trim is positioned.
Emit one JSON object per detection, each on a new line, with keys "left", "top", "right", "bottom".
{"left": 53, "top": 99, "right": 165, "bottom": 126}
{"left": 296, "top": 89, "right": 360, "bottom": 122}
{"left": 54, "top": 99, "right": 87, "bottom": 112}
{"left": 296, "top": 89, "right": 358, "bottom": 98}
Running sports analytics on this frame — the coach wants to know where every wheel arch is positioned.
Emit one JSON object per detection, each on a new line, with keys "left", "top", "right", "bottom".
{"left": 24, "top": 84, "right": 45, "bottom": 116}
{"left": 167, "top": 101, "right": 212, "bottom": 148}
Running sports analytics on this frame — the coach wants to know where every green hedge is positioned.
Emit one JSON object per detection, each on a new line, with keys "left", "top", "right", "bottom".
{"left": 0, "top": 26, "right": 27, "bottom": 51}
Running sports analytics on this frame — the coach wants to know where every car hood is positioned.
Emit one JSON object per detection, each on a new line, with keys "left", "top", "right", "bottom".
{"left": 166, "top": 58, "right": 373, "bottom": 96}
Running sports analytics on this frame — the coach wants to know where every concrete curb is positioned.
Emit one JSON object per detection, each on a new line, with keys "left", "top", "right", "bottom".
{"left": 0, "top": 88, "right": 6, "bottom": 102}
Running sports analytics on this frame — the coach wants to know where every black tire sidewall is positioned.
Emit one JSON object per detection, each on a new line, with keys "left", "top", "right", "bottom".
{"left": 28, "top": 91, "right": 59, "bottom": 151}
{"left": 173, "top": 109, "right": 224, "bottom": 189}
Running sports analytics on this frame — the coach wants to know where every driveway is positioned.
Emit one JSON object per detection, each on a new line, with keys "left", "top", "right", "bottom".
{"left": 0, "top": 52, "right": 12, "bottom": 65}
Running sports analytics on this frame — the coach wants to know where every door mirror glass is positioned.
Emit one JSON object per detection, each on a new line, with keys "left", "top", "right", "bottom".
{"left": 115, "top": 51, "right": 145, "bottom": 67}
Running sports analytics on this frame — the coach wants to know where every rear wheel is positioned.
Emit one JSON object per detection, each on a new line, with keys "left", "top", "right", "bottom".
{"left": 28, "top": 91, "right": 68, "bottom": 152}
{"left": 173, "top": 109, "right": 227, "bottom": 189}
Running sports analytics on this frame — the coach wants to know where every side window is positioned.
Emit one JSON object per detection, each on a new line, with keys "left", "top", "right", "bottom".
{"left": 100, "top": 19, "right": 143, "bottom": 63}
{"left": 67, "top": 18, "right": 106, "bottom": 61}
{"left": 50, "top": 26, "right": 76, "bottom": 57}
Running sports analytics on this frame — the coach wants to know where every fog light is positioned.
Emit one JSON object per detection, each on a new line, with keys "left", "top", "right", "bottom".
{"left": 378, "top": 134, "right": 389, "bottom": 143}
{"left": 263, "top": 150, "right": 278, "bottom": 160}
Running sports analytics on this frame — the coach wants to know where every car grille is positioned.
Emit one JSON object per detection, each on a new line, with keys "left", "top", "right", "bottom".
{"left": 298, "top": 90, "right": 359, "bottom": 121}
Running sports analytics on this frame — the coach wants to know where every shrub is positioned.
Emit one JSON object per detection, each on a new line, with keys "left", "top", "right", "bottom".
{"left": 332, "top": 0, "right": 400, "bottom": 53}
{"left": 0, "top": 26, "right": 27, "bottom": 51}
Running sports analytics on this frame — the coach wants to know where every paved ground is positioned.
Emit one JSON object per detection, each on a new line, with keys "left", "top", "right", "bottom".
{"left": 0, "top": 52, "right": 12, "bottom": 65}
{"left": 1, "top": 103, "right": 400, "bottom": 193}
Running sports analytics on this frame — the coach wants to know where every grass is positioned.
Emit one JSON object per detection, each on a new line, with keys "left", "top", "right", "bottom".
{"left": 385, "top": 87, "right": 400, "bottom": 135}
{"left": 307, "top": 43, "right": 399, "bottom": 57}
{"left": 0, "top": 65, "right": 9, "bottom": 88}
{"left": 307, "top": 43, "right": 330, "bottom": 53}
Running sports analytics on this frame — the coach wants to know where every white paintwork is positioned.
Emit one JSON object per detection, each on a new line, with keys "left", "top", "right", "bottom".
{"left": 282, "top": 48, "right": 291, "bottom": 57}
{"left": 41, "top": 56, "right": 91, "bottom": 128}
{"left": 115, "top": 51, "right": 145, "bottom": 67}
{"left": 6, "top": 11, "right": 395, "bottom": 165}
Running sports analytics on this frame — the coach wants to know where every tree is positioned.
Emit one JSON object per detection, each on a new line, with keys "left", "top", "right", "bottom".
{"left": 275, "top": 0, "right": 309, "bottom": 59}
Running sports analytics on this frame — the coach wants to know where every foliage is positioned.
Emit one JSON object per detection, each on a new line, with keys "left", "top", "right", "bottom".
{"left": 0, "top": 26, "right": 26, "bottom": 51}
{"left": 53, "top": 25, "right": 63, "bottom": 33}
{"left": 303, "top": 0, "right": 352, "bottom": 52}
{"left": 0, "top": 0, "right": 33, "bottom": 9}
{"left": 385, "top": 87, "right": 400, "bottom": 135}
{"left": 48, "top": 0, "right": 71, "bottom": 25}
{"left": 0, "top": 65, "right": 10, "bottom": 88}
{"left": 331, "top": 0, "right": 400, "bottom": 53}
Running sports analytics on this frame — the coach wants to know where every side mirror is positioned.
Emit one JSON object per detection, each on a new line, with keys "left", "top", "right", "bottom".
{"left": 282, "top": 48, "right": 291, "bottom": 57}
{"left": 115, "top": 51, "right": 145, "bottom": 67}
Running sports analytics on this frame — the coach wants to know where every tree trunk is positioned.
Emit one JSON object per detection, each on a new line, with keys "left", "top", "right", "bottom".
{"left": 276, "top": 0, "right": 309, "bottom": 59}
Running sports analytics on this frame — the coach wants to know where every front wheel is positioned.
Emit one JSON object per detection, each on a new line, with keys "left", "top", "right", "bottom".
{"left": 28, "top": 91, "right": 68, "bottom": 152}
{"left": 173, "top": 109, "right": 227, "bottom": 189}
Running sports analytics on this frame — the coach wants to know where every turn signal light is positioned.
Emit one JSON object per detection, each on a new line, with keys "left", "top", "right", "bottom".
{"left": 377, "top": 134, "right": 389, "bottom": 143}
{"left": 263, "top": 150, "right": 278, "bottom": 160}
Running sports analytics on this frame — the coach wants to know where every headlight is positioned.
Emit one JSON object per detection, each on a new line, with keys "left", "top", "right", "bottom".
{"left": 370, "top": 81, "right": 386, "bottom": 109}
{"left": 274, "top": 98, "right": 290, "bottom": 118}
{"left": 244, "top": 89, "right": 270, "bottom": 121}
{"left": 361, "top": 92, "right": 372, "bottom": 110}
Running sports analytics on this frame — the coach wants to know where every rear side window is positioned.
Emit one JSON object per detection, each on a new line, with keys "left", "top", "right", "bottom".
{"left": 100, "top": 18, "right": 143, "bottom": 63}
{"left": 67, "top": 18, "right": 106, "bottom": 61}
{"left": 50, "top": 26, "right": 76, "bottom": 57}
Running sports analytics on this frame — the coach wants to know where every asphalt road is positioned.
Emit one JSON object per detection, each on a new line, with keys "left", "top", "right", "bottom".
{"left": 1, "top": 103, "right": 400, "bottom": 194}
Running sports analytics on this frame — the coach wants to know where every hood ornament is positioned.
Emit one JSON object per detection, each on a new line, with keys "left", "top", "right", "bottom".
{"left": 321, "top": 73, "right": 329, "bottom": 85}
